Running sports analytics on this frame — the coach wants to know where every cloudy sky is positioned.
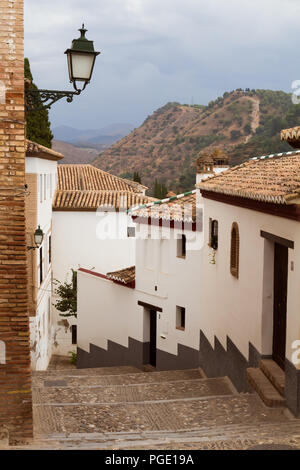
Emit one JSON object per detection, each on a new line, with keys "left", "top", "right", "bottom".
{"left": 25, "top": 0, "right": 300, "bottom": 130}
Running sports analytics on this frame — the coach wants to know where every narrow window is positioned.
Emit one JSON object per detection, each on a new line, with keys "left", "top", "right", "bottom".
{"left": 39, "top": 246, "right": 43, "bottom": 285}
{"left": 71, "top": 325, "right": 77, "bottom": 345}
{"left": 48, "top": 235, "right": 52, "bottom": 264}
{"left": 50, "top": 174, "right": 52, "bottom": 197}
{"left": 40, "top": 174, "right": 43, "bottom": 203}
{"left": 176, "top": 306, "right": 186, "bottom": 330}
{"left": 230, "top": 222, "right": 239, "bottom": 278}
{"left": 44, "top": 174, "right": 47, "bottom": 200}
{"left": 209, "top": 219, "right": 218, "bottom": 250}
{"left": 177, "top": 234, "right": 186, "bottom": 258}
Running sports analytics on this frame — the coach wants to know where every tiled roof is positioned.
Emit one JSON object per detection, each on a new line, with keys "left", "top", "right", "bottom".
{"left": 57, "top": 164, "right": 146, "bottom": 193}
{"left": 281, "top": 127, "right": 300, "bottom": 149}
{"left": 106, "top": 266, "right": 135, "bottom": 284}
{"left": 130, "top": 190, "right": 197, "bottom": 222}
{"left": 26, "top": 140, "right": 64, "bottom": 161}
{"left": 53, "top": 190, "right": 155, "bottom": 211}
{"left": 197, "top": 151, "right": 300, "bottom": 204}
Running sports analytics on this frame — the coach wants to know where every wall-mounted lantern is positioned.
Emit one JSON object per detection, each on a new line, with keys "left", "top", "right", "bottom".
{"left": 25, "top": 24, "right": 100, "bottom": 112}
{"left": 27, "top": 225, "right": 44, "bottom": 251}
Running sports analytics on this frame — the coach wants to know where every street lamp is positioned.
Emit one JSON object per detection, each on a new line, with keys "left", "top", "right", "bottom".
{"left": 65, "top": 24, "right": 100, "bottom": 93}
{"left": 25, "top": 24, "right": 100, "bottom": 112}
{"left": 27, "top": 226, "right": 44, "bottom": 251}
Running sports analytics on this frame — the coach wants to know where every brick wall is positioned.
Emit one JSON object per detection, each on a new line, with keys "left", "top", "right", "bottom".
{"left": 0, "top": 0, "right": 33, "bottom": 444}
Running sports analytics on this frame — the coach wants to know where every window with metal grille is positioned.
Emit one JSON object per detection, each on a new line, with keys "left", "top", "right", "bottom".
{"left": 209, "top": 219, "right": 218, "bottom": 250}
{"left": 230, "top": 222, "right": 239, "bottom": 278}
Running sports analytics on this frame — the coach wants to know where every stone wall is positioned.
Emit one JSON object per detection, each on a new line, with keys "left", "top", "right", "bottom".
{"left": 0, "top": 0, "right": 33, "bottom": 444}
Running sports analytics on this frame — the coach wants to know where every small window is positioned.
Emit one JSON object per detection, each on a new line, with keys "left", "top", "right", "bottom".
{"left": 230, "top": 222, "right": 239, "bottom": 278}
{"left": 127, "top": 227, "right": 135, "bottom": 238}
{"left": 48, "top": 235, "right": 52, "bottom": 264}
{"left": 71, "top": 325, "right": 77, "bottom": 345}
{"left": 209, "top": 219, "right": 218, "bottom": 250}
{"left": 39, "top": 246, "right": 43, "bottom": 285}
{"left": 176, "top": 306, "right": 186, "bottom": 331}
{"left": 40, "top": 174, "right": 43, "bottom": 203}
{"left": 44, "top": 174, "right": 47, "bottom": 200}
{"left": 177, "top": 234, "right": 186, "bottom": 258}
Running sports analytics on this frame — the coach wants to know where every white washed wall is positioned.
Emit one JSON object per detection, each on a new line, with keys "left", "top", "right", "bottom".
{"left": 52, "top": 211, "right": 136, "bottom": 356}
{"left": 201, "top": 195, "right": 300, "bottom": 365}
{"left": 26, "top": 156, "right": 58, "bottom": 370}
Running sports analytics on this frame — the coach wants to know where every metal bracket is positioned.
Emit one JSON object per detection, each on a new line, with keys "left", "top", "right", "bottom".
{"left": 25, "top": 88, "right": 81, "bottom": 112}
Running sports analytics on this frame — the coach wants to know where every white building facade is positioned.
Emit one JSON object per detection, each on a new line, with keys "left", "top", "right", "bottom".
{"left": 51, "top": 164, "right": 153, "bottom": 356}
{"left": 77, "top": 191, "right": 205, "bottom": 370}
{"left": 25, "top": 140, "right": 63, "bottom": 370}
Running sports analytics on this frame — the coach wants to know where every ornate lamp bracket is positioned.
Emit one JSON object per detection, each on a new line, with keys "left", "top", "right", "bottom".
{"left": 25, "top": 88, "right": 83, "bottom": 112}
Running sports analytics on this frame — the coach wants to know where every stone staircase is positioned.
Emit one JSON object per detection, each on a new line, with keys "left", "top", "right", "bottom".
{"left": 6, "top": 364, "right": 300, "bottom": 449}
{"left": 247, "top": 359, "right": 286, "bottom": 407}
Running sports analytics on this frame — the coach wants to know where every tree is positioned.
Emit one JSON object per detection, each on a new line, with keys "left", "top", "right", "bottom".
{"left": 53, "top": 269, "right": 77, "bottom": 318}
{"left": 154, "top": 179, "right": 168, "bottom": 199}
{"left": 25, "top": 58, "right": 53, "bottom": 148}
{"left": 133, "top": 171, "right": 142, "bottom": 184}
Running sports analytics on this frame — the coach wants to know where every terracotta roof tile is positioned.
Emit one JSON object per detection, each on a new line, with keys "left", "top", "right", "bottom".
{"left": 106, "top": 266, "right": 135, "bottom": 284}
{"left": 130, "top": 191, "right": 197, "bottom": 222}
{"left": 53, "top": 190, "right": 155, "bottom": 211}
{"left": 26, "top": 140, "right": 64, "bottom": 161}
{"left": 57, "top": 164, "right": 147, "bottom": 192}
{"left": 197, "top": 151, "right": 300, "bottom": 204}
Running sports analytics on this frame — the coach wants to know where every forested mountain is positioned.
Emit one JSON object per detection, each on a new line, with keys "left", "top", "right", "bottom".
{"left": 93, "top": 89, "right": 295, "bottom": 194}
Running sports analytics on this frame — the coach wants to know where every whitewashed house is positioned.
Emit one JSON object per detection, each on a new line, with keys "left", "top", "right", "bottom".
{"left": 197, "top": 139, "right": 300, "bottom": 416}
{"left": 76, "top": 141, "right": 300, "bottom": 417}
{"left": 77, "top": 190, "right": 204, "bottom": 369}
{"left": 76, "top": 149, "right": 229, "bottom": 371}
{"left": 52, "top": 164, "right": 153, "bottom": 356}
{"left": 25, "top": 140, "right": 63, "bottom": 370}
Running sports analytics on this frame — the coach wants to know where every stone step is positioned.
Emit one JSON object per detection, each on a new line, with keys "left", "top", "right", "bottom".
{"left": 33, "top": 393, "right": 289, "bottom": 437}
{"left": 32, "top": 377, "right": 236, "bottom": 406}
{"left": 33, "top": 368, "right": 206, "bottom": 388}
{"left": 18, "top": 420, "right": 300, "bottom": 450}
{"left": 259, "top": 359, "right": 285, "bottom": 396}
{"left": 33, "top": 365, "right": 143, "bottom": 378}
{"left": 246, "top": 368, "right": 286, "bottom": 407}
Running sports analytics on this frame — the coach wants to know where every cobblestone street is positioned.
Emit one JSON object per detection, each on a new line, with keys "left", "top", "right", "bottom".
{"left": 4, "top": 359, "right": 300, "bottom": 450}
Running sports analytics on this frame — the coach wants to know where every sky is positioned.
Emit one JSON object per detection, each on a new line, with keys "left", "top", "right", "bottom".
{"left": 24, "top": 0, "right": 300, "bottom": 131}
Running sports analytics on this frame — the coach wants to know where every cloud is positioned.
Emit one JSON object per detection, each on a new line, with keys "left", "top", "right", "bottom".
{"left": 24, "top": 0, "right": 300, "bottom": 129}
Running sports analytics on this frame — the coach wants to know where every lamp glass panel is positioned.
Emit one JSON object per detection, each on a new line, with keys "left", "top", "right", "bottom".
{"left": 70, "top": 53, "right": 95, "bottom": 81}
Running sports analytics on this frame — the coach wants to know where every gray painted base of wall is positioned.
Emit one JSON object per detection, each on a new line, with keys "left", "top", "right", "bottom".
{"left": 77, "top": 337, "right": 149, "bottom": 369}
{"left": 156, "top": 344, "right": 199, "bottom": 371}
{"left": 198, "top": 331, "right": 269, "bottom": 393}
{"left": 285, "top": 359, "right": 300, "bottom": 417}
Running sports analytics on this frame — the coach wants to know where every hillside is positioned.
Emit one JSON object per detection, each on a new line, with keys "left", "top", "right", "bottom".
{"left": 92, "top": 89, "right": 295, "bottom": 194}
{"left": 52, "top": 140, "right": 99, "bottom": 164}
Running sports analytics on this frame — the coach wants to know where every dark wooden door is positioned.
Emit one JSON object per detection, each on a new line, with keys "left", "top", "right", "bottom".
{"left": 273, "top": 243, "right": 288, "bottom": 370}
{"left": 149, "top": 310, "right": 157, "bottom": 367}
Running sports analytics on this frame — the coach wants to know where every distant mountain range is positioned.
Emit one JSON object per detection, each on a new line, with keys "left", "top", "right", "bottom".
{"left": 52, "top": 140, "right": 100, "bottom": 164}
{"left": 52, "top": 123, "right": 134, "bottom": 150}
